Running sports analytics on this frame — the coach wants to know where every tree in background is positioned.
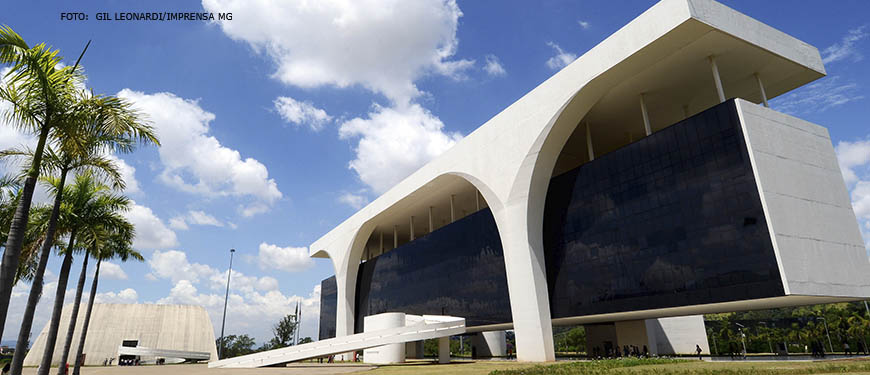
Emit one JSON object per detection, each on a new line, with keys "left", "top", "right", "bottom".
{"left": 269, "top": 313, "right": 298, "bottom": 349}
{"left": 217, "top": 335, "right": 257, "bottom": 358}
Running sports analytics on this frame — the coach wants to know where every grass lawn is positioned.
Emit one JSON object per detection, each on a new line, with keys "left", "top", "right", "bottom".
{"left": 489, "top": 358, "right": 870, "bottom": 375}
{"left": 367, "top": 359, "right": 532, "bottom": 375}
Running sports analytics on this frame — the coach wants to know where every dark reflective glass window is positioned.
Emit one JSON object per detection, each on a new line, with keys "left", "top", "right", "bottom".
{"left": 319, "top": 276, "right": 337, "bottom": 340}
{"left": 544, "top": 100, "right": 784, "bottom": 318}
{"left": 354, "top": 208, "right": 512, "bottom": 333}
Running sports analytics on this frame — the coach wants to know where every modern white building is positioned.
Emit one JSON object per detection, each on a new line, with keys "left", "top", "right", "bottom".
{"left": 312, "top": 0, "right": 870, "bottom": 362}
{"left": 24, "top": 304, "right": 217, "bottom": 366}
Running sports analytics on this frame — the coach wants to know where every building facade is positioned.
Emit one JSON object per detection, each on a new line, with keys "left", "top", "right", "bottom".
{"left": 313, "top": 0, "right": 870, "bottom": 362}
{"left": 24, "top": 304, "right": 218, "bottom": 366}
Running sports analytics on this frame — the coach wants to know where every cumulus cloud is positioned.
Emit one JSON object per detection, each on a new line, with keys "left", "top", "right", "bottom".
{"left": 836, "top": 139, "right": 870, "bottom": 185}
{"left": 147, "top": 249, "right": 320, "bottom": 341}
{"left": 117, "top": 89, "right": 282, "bottom": 216}
{"left": 578, "top": 20, "right": 591, "bottom": 29}
{"left": 338, "top": 192, "right": 368, "bottom": 210}
{"left": 274, "top": 96, "right": 332, "bottom": 131}
{"left": 546, "top": 42, "right": 577, "bottom": 70}
{"left": 95, "top": 288, "right": 139, "bottom": 304}
{"left": 483, "top": 55, "right": 506, "bottom": 77}
{"left": 107, "top": 155, "right": 141, "bottom": 194}
{"left": 256, "top": 242, "right": 313, "bottom": 273}
{"left": 823, "top": 25, "right": 868, "bottom": 64}
{"left": 202, "top": 0, "right": 472, "bottom": 106}
{"left": 99, "top": 261, "right": 129, "bottom": 280}
{"left": 123, "top": 201, "right": 178, "bottom": 250}
{"left": 169, "top": 210, "right": 224, "bottom": 231}
{"left": 339, "top": 103, "right": 462, "bottom": 194}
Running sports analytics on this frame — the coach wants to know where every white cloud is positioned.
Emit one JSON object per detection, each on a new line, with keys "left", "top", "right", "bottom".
{"left": 338, "top": 192, "right": 368, "bottom": 210}
{"left": 836, "top": 139, "right": 870, "bottom": 185}
{"left": 256, "top": 242, "right": 313, "bottom": 273}
{"left": 95, "top": 288, "right": 138, "bottom": 304}
{"left": 483, "top": 55, "right": 506, "bottom": 77}
{"left": 202, "top": 0, "right": 473, "bottom": 106}
{"left": 773, "top": 76, "right": 864, "bottom": 115}
{"left": 823, "top": 25, "right": 868, "bottom": 64}
{"left": 117, "top": 89, "right": 282, "bottom": 216}
{"left": 170, "top": 210, "right": 224, "bottom": 230}
{"left": 339, "top": 103, "right": 462, "bottom": 194}
{"left": 149, "top": 250, "right": 216, "bottom": 284}
{"left": 853, "top": 181, "right": 870, "bottom": 220}
{"left": 99, "top": 261, "right": 129, "bottom": 280}
{"left": 274, "top": 96, "right": 332, "bottom": 131}
{"left": 123, "top": 201, "right": 178, "bottom": 250}
{"left": 578, "top": 20, "right": 591, "bottom": 29}
{"left": 546, "top": 42, "right": 577, "bottom": 70}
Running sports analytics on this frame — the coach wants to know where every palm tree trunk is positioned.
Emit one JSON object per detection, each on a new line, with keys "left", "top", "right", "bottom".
{"left": 57, "top": 253, "right": 88, "bottom": 375}
{"left": 72, "top": 258, "right": 99, "bottom": 375}
{"left": 37, "top": 229, "right": 75, "bottom": 375}
{"left": 10, "top": 168, "right": 68, "bottom": 375}
{"left": 0, "top": 122, "right": 51, "bottom": 340}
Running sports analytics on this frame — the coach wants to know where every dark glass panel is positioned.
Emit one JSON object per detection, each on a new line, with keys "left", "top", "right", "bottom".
{"left": 354, "top": 208, "right": 512, "bottom": 333}
{"left": 319, "top": 276, "right": 337, "bottom": 340}
{"left": 544, "top": 100, "right": 784, "bottom": 318}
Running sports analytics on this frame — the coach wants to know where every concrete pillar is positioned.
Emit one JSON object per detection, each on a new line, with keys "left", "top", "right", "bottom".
{"left": 410, "top": 216, "right": 415, "bottom": 241}
{"left": 491, "top": 203, "right": 555, "bottom": 362}
{"left": 472, "top": 331, "right": 507, "bottom": 358}
{"left": 428, "top": 206, "right": 434, "bottom": 233}
{"left": 585, "top": 121, "right": 595, "bottom": 161}
{"left": 363, "top": 313, "right": 406, "bottom": 364}
{"left": 334, "top": 272, "right": 356, "bottom": 361}
{"left": 709, "top": 55, "right": 726, "bottom": 103}
{"left": 405, "top": 341, "right": 424, "bottom": 359}
{"left": 393, "top": 225, "right": 398, "bottom": 248}
{"left": 438, "top": 337, "right": 450, "bottom": 364}
{"left": 755, "top": 73, "right": 769, "bottom": 107}
{"left": 639, "top": 93, "right": 652, "bottom": 136}
{"left": 450, "top": 195, "right": 456, "bottom": 223}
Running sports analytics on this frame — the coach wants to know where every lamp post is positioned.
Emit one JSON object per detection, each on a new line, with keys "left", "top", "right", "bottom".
{"left": 219, "top": 248, "right": 235, "bottom": 359}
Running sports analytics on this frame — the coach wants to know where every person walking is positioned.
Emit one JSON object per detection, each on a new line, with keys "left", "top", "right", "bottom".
{"left": 696, "top": 344, "right": 703, "bottom": 360}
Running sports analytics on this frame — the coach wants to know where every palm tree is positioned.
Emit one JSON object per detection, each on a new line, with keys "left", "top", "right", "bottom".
{"left": 33, "top": 172, "right": 131, "bottom": 375}
{"left": 5, "top": 90, "right": 156, "bottom": 375}
{"left": 0, "top": 25, "right": 84, "bottom": 340}
{"left": 72, "top": 223, "right": 139, "bottom": 375}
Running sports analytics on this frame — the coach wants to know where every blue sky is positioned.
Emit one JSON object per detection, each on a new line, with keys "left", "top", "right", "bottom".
{"left": 1, "top": 0, "right": 869, "bottom": 344}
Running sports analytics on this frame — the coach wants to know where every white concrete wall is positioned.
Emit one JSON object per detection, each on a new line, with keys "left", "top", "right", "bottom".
{"left": 737, "top": 100, "right": 870, "bottom": 298}
{"left": 24, "top": 304, "right": 217, "bottom": 366}
{"left": 472, "top": 331, "right": 506, "bottom": 357}
{"left": 645, "top": 315, "right": 710, "bottom": 355}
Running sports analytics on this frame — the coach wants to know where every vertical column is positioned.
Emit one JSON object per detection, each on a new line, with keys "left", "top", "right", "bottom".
{"left": 492, "top": 202, "right": 556, "bottom": 362}
{"left": 409, "top": 216, "right": 415, "bottom": 241}
{"left": 439, "top": 337, "right": 450, "bottom": 364}
{"left": 639, "top": 93, "right": 652, "bottom": 136}
{"left": 585, "top": 121, "right": 595, "bottom": 161}
{"left": 754, "top": 73, "right": 769, "bottom": 107}
{"left": 450, "top": 195, "right": 456, "bottom": 223}
{"left": 393, "top": 225, "right": 398, "bottom": 248}
{"left": 709, "top": 55, "right": 725, "bottom": 103}
{"left": 428, "top": 206, "right": 434, "bottom": 233}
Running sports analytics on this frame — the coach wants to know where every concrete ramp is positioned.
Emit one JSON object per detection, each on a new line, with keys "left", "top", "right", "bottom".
{"left": 117, "top": 345, "right": 210, "bottom": 362}
{"left": 208, "top": 315, "right": 465, "bottom": 368}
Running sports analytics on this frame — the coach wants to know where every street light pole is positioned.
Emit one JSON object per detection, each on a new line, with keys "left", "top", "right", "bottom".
{"left": 219, "top": 248, "right": 236, "bottom": 359}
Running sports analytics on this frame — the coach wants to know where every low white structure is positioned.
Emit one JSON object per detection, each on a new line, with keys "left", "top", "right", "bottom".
{"left": 309, "top": 0, "right": 870, "bottom": 362}
{"left": 24, "top": 304, "right": 217, "bottom": 366}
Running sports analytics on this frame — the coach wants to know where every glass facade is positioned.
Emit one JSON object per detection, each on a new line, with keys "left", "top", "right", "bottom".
{"left": 319, "top": 276, "right": 337, "bottom": 340}
{"left": 318, "top": 100, "right": 784, "bottom": 337}
{"left": 544, "top": 100, "right": 784, "bottom": 318}
{"left": 353, "top": 208, "right": 512, "bottom": 333}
